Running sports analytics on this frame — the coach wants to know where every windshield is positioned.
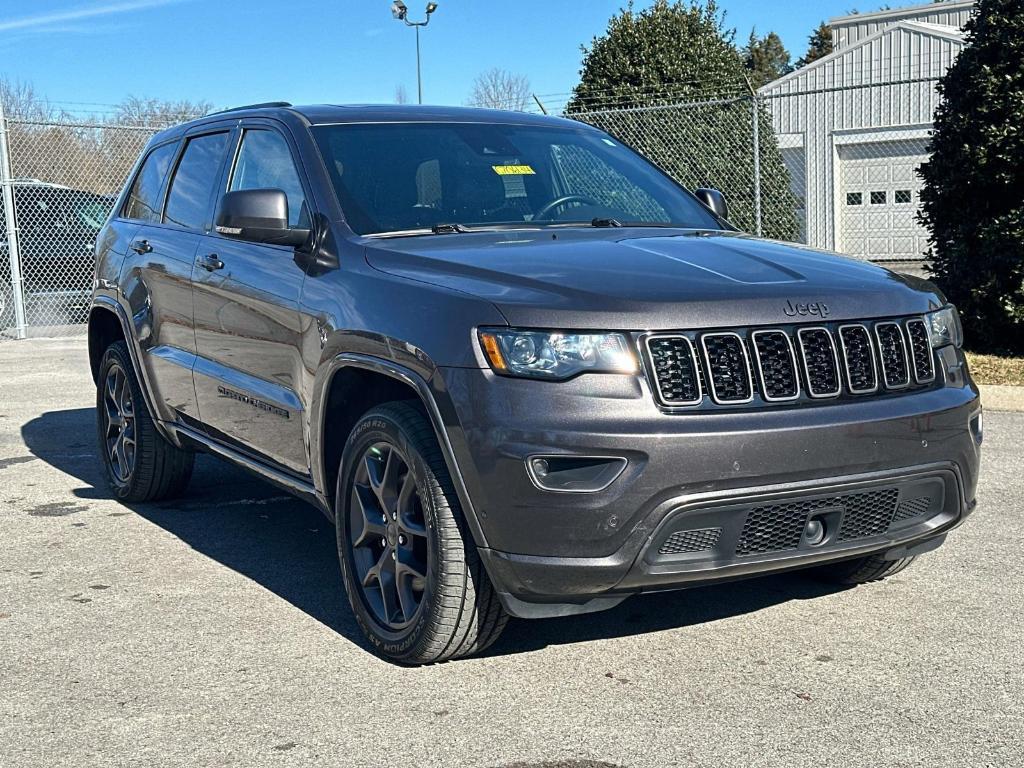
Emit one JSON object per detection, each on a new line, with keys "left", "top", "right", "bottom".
{"left": 312, "top": 122, "right": 724, "bottom": 236}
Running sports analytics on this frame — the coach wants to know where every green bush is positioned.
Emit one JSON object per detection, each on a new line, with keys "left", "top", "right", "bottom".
{"left": 919, "top": 0, "right": 1024, "bottom": 353}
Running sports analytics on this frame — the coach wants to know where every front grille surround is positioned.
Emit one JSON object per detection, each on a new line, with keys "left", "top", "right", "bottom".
{"left": 796, "top": 327, "right": 842, "bottom": 398}
{"left": 700, "top": 332, "right": 754, "bottom": 405}
{"left": 905, "top": 318, "right": 936, "bottom": 384}
{"left": 838, "top": 324, "right": 879, "bottom": 394}
{"left": 875, "top": 321, "right": 911, "bottom": 390}
{"left": 751, "top": 330, "right": 801, "bottom": 402}
{"left": 645, "top": 334, "right": 703, "bottom": 406}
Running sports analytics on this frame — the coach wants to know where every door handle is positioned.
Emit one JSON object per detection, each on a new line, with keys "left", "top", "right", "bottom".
{"left": 130, "top": 239, "right": 152, "bottom": 255}
{"left": 198, "top": 253, "right": 224, "bottom": 271}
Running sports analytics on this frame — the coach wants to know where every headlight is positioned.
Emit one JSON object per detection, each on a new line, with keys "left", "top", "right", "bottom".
{"left": 479, "top": 328, "right": 637, "bottom": 380}
{"left": 926, "top": 305, "right": 963, "bottom": 348}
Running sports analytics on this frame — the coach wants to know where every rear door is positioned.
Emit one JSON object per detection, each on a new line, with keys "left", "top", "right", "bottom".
{"left": 125, "top": 127, "right": 233, "bottom": 424}
{"left": 190, "top": 121, "right": 312, "bottom": 476}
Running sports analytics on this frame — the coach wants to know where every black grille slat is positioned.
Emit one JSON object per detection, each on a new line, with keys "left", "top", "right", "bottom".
{"left": 736, "top": 489, "right": 901, "bottom": 556}
{"left": 752, "top": 331, "right": 799, "bottom": 401}
{"left": 839, "top": 325, "right": 878, "bottom": 394}
{"left": 701, "top": 333, "right": 752, "bottom": 404}
{"left": 905, "top": 318, "right": 936, "bottom": 383}
{"left": 798, "top": 328, "right": 841, "bottom": 397}
{"left": 659, "top": 527, "right": 722, "bottom": 555}
{"left": 876, "top": 322, "right": 910, "bottom": 389}
{"left": 646, "top": 336, "right": 701, "bottom": 405}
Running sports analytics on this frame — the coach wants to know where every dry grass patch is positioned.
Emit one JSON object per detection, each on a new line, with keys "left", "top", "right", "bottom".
{"left": 965, "top": 352, "right": 1024, "bottom": 386}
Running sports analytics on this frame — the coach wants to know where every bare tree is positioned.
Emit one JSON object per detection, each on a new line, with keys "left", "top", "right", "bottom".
{"left": 394, "top": 84, "right": 409, "bottom": 104}
{"left": 467, "top": 68, "right": 531, "bottom": 111}
{"left": 0, "top": 77, "right": 55, "bottom": 120}
{"left": 113, "top": 96, "right": 213, "bottom": 128}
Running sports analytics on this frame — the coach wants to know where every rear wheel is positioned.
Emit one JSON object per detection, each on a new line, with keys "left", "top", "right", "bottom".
{"left": 336, "top": 402, "right": 508, "bottom": 664}
{"left": 810, "top": 553, "right": 917, "bottom": 585}
{"left": 96, "top": 341, "right": 194, "bottom": 502}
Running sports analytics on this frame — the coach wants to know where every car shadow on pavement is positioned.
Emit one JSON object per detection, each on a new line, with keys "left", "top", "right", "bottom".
{"left": 24, "top": 407, "right": 849, "bottom": 660}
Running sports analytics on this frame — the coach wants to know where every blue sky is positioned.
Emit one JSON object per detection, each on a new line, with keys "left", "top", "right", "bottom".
{"left": 1, "top": 0, "right": 865, "bottom": 116}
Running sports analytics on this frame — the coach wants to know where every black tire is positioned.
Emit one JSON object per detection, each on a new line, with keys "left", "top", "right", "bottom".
{"left": 810, "top": 553, "right": 917, "bottom": 585}
{"left": 335, "top": 401, "right": 508, "bottom": 664}
{"left": 96, "top": 341, "right": 194, "bottom": 503}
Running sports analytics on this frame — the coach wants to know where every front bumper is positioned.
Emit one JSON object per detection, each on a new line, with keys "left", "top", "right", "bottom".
{"left": 437, "top": 365, "right": 982, "bottom": 617}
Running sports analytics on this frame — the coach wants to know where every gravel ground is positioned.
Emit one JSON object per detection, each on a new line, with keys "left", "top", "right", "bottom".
{"left": 1, "top": 339, "right": 1021, "bottom": 768}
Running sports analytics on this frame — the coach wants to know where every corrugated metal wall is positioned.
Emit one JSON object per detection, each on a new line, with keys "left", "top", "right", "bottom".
{"left": 832, "top": 1, "right": 975, "bottom": 50}
{"left": 759, "top": 23, "right": 964, "bottom": 255}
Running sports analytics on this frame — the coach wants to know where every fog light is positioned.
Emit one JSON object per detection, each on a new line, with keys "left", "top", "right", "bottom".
{"left": 804, "top": 518, "right": 826, "bottom": 546}
{"left": 530, "top": 457, "right": 550, "bottom": 479}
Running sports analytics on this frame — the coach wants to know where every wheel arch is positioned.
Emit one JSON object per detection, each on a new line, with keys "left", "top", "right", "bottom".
{"left": 311, "top": 353, "right": 489, "bottom": 549}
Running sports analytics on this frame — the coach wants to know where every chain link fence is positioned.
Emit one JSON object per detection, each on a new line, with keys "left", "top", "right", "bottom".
{"left": 1, "top": 74, "right": 942, "bottom": 341}
{"left": 0, "top": 108, "right": 162, "bottom": 340}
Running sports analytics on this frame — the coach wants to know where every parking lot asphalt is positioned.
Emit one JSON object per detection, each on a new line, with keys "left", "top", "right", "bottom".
{"left": 1, "top": 338, "right": 1021, "bottom": 768}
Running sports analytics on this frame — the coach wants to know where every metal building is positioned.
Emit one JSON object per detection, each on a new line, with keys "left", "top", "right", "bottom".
{"left": 759, "top": 0, "right": 975, "bottom": 274}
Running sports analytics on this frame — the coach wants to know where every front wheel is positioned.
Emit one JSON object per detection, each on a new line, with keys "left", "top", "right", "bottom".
{"left": 810, "top": 553, "right": 918, "bottom": 585}
{"left": 336, "top": 402, "right": 507, "bottom": 664}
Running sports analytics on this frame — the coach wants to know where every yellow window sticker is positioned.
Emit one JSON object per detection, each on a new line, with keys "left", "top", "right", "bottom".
{"left": 492, "top": 164, "right": 536, "bottom": 176}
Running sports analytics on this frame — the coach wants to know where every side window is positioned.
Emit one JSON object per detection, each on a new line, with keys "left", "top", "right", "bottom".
{"left": 123, "top": 142, "right": 177, "bottom": 222}
{"left": 164, "top": 132, "right": 230, "bottom": 230}
{"left": 229, "top": 130, "right": 308, "bottom": 227}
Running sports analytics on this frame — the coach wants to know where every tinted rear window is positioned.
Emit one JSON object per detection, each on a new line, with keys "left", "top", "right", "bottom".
{"left": 123, "top": 142, "right": 177, "bottom": 222}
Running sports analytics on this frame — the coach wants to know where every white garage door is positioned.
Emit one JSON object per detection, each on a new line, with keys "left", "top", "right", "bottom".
{"left": 838, "top": 139, "right": 930, "bottom": 262}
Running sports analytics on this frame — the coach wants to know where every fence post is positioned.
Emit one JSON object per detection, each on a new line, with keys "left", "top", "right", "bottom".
{"left": 751, "top": 93, "right": 763, "bottom": 238}
{"left": 0, "top": 100, "right": 27, "bottom": 339}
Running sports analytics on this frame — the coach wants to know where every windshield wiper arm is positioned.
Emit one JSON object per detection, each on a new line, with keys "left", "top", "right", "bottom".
{"left": 431, "top": 222, "right": 471, "bottom": 234}
{"left": 590, "top": 217, "right": 623, "bottom": 228}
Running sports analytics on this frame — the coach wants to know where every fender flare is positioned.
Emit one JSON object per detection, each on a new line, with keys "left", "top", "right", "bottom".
{"left": 88, "top": 295, "right": 181, "bottom": 447}
{"left": 311, "top": 352, "right": 490, "bottom": 550}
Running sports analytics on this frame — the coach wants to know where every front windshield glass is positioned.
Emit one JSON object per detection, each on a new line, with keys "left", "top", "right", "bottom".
{"left": 312, "top": 122, "right": 724, "bottom": 235}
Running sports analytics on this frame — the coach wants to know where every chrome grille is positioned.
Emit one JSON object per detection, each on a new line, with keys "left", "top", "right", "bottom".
{"left": 641, "top": 314, "right": 936, "bottom": 410}
{"left": 797, "top": 328, "right": 841, "bottom": 397}
{"left": 752, "top": 330, "right": 799, "bottom": 401}
{"left": 875, "top": 322, "right": 911, "bottom": 389}
{"left": 646, "top": 335, "right": 701, "bottom": 405}
{"left": 700, "top": 333, "right": 752, "bottom": 403}
{"left": 905, "top": 318, "right": 936, "bottom": 383}
{"left": 838, "top": 325, "right": 878, "bottom": 394}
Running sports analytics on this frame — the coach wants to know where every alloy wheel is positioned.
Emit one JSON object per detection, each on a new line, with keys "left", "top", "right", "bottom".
{"left": 348, "top": 442, "right": 429, "bottom": 630}
{"left": 103, "top": 363, "right": 136, "bottom": 484}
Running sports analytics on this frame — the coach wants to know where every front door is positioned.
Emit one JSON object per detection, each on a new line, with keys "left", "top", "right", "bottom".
{"left": 191, "top": 125, "right": 311, "bottom": 476}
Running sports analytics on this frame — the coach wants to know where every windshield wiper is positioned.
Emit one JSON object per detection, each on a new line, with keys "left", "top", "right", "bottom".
{"left": 431, "top": 223, "right": 471, "bottom": 234}
{"left": 590, "top": 217, "right": 623, "bottom": 228}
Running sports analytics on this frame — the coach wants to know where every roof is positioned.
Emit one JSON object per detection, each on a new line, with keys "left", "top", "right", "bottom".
{"left": 828, "top": 0, "right": 975, "bottom": 27}
{"left": 759, "top": 19, "right": 966, "bottom": 93}
{"left": 148, "top": 103, "right": 586, "bottom": 145}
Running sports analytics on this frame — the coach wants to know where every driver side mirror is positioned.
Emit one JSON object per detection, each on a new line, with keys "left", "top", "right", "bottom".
{"left": 215, "top": 188, "right": 310, "bottom": 247}
{"left": 694, "top": 188, "right": 729, "bottom": 220}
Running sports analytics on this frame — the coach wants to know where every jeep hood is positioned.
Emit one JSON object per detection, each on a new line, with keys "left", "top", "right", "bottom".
{"left": 363, "top": 229, "right": 943, "bottom": 329}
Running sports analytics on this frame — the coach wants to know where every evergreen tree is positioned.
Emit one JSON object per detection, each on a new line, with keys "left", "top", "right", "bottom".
{"left": 744, "top": 31, "right": 792, "bottom": 88}
{"left": 918, "top": 0, "right": 1024, "bottom": 352}
{"left": 796, "top": 22, "right": 833, "bottom": 68}
{"left": 567, "top": 1, "right": 798, "bottom": 240}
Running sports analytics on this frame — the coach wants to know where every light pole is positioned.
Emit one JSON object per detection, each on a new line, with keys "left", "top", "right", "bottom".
{"left": 391, "top": 2, "right": 438, "bottom": 105}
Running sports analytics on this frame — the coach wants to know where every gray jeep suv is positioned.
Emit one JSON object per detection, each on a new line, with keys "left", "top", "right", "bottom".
{"left": 87, "top": 103, "right": 982, "bottom": 663}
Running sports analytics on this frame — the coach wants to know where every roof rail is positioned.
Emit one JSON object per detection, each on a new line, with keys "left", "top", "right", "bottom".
{"left": 209, "top": 101, "right": 293, "bottom": 116}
